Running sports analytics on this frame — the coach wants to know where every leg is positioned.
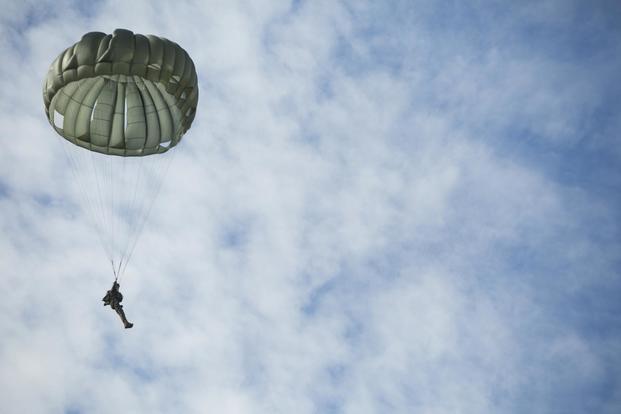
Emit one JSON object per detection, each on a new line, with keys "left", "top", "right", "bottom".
{"left": 113, "top": 304, "right": 133, "bottom": 329}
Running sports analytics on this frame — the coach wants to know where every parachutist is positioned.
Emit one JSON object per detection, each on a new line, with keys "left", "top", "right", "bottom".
{"left": 102, "top": 281, "right": 133, "bottom": 329}
{"left": 44, "top": 30, "right": 198, "bottom": 329}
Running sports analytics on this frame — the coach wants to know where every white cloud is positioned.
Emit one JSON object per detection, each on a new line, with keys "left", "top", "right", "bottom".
{"left": 1, "top": 1, "right": 620, "bottom": 413}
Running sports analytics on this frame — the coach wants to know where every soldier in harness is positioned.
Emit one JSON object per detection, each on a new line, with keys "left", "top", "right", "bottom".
{"left": 102, "top": 281, "right": 134, "bottom": 329}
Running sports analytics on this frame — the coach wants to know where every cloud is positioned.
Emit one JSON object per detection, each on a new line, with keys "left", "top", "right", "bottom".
{"left": 1, "top": 1, "right": 620, "bottom": 413}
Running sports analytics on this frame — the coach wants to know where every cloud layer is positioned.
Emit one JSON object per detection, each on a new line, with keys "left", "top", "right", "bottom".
{"left": 1, "top": 1, "right": 620, "bottom": 413}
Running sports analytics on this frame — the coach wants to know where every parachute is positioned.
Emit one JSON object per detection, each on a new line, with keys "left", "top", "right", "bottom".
{"left": 43, "top": 29, "right": 198, "bottom": 279}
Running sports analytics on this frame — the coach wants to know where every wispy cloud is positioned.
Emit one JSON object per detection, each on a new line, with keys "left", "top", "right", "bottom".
{"left": 1, "top": 1, "right": 620, "bottom": 413}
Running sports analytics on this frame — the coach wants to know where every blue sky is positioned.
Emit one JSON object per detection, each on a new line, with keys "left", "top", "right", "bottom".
{"left": 1, "top": 1, "right": 620, "bottom": 413}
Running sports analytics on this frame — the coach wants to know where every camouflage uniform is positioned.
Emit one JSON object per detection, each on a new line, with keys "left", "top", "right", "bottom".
{"left": 103, "top": 282, "right": 133, "bottom": 329}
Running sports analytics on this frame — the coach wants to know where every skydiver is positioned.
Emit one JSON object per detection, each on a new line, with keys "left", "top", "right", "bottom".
{"left": 102, "top": 281, "right": 134, "bottom": 329}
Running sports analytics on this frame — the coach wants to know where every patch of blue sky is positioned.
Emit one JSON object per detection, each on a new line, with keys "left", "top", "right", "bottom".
{"left": 301, "top": 277, "right": 336, "bottom": 316}
{"left": 508, "top": 360, "right": 619, "bottom": 414}
{"left": 329, "top": 21, "right": 405, "bottom": 78}
{"left": 97, "top": 333, "right": 133, "bottom": 367}
{"left": 72, "top": 0, "right": 105, "bottom": 19}
{"left": 510, "top": 3, "right": 621, "bottom": 63}
{"left": 500, "top": 131, "right": 621, "bottom": 192}
{"left": 94, "top": 336, "right": 165, "bottom": 386}
{"left": 376, "top": 4, "right": 621, "bottom": 278}
{"left": 559, "top": 291, "right": 621, "bottom": 341}
{"left": 399, "top": 1, "right": 621, "bottom": 63}
{"left": 332, "top": 2, "right": 498, "bottom": 75}
{"left": 2, "top": 0, "right": 105, "bottom": 40}
{"left": 337, "top": 2, "right": 621, "bottom": 121}
{"left": 33, "top": 192, "right": 53, "bottom": 207}
{"left": 536, "top": 278, "right": 621, "bottom": 334}
{"left": 327, "top": 363, "right": 346, "bottom": 383}
{"left": 130, "top": 364, "right": 159, "bottom": 383}
{"left": 218, "top": 217, "right": 253, "bottom": 249}
{"left": 472, "top": 225, "right": 619, "bottom": 308}
{"left": 313, "top": 398, "right": 343, "bottom": 414}
{"left": 2, "top": 3, "right": 57, "bottom": 56}
{"left": 307, "top": 364, "right": 347, "bottom": 413}
{"left": 288, "top": 0, "right": 304, "bottom": 14}
{"left": 2, "top": 4, "right": 50, "bottom": 31}
{"left": 485, "top": 63, "right": 621, "bottom": 203}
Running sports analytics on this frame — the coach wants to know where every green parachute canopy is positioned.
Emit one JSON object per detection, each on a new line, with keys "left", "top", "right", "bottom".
{"left": 43, "top": 28, "right": 198, "bottom": 156}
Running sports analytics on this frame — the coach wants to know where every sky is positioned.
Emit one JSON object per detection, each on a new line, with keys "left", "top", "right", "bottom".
{"left": 1, "top": 0, "right": 620, "bottom": 413}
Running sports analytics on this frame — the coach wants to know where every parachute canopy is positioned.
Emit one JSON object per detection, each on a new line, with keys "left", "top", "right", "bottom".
{"left": 43, "top": 28, "right": 198, "bottom": 156}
